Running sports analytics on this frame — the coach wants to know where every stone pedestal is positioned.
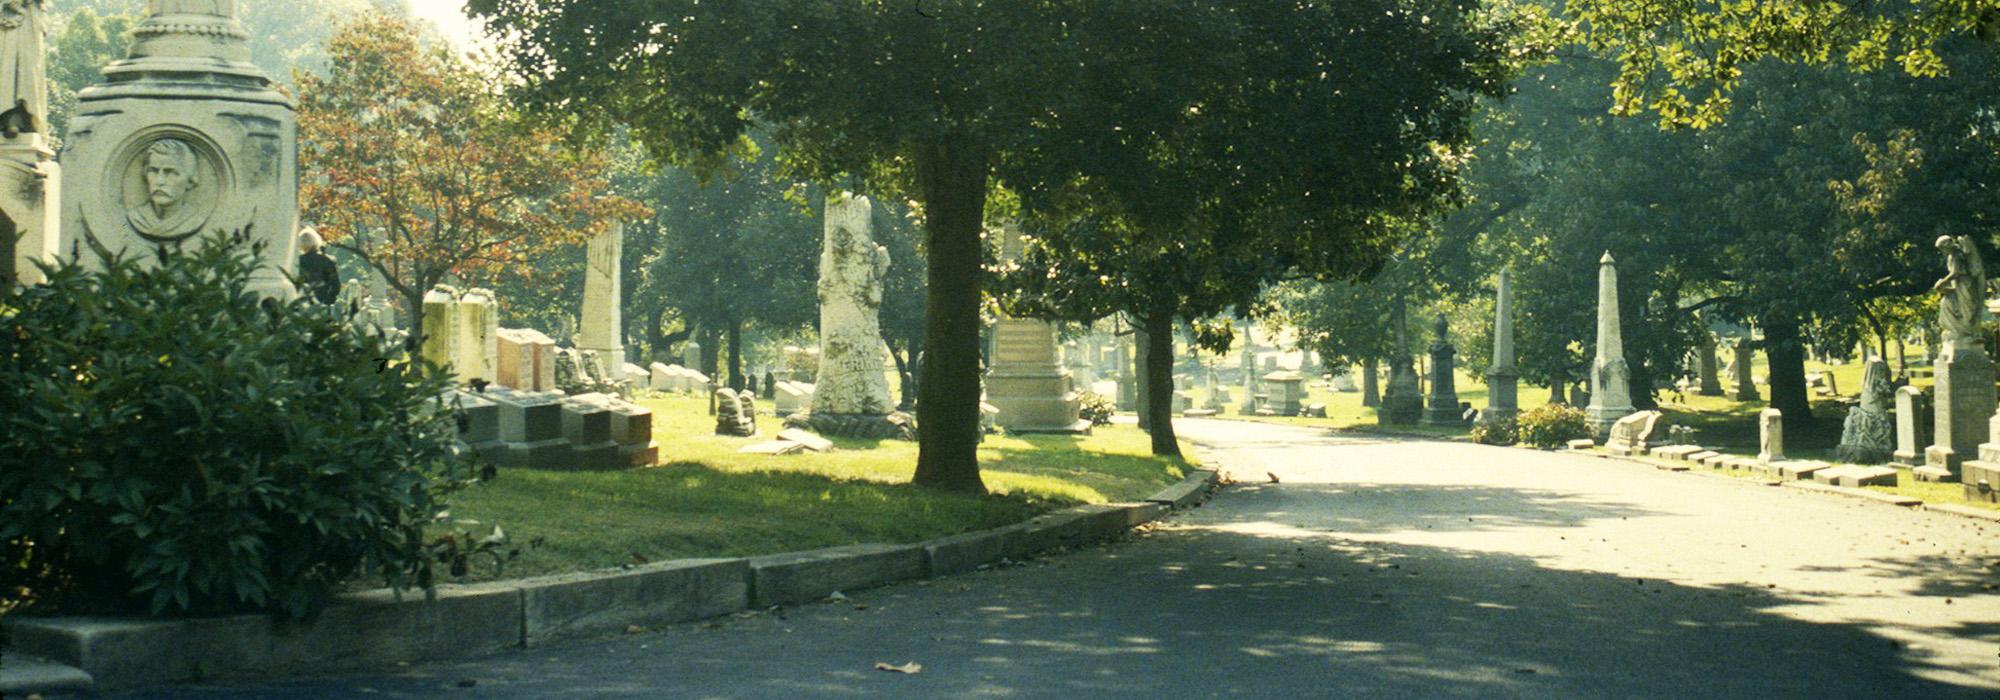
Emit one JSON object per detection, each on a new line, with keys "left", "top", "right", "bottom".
{"left": 1732, "top": 338, "right": 1760, "bottom": 401}
{"left": 1378, "top": 357, "right": 1422, "bottom": 425}
{"left": 1960, "top": 412, "right": 2000, "bottom": 503}
{"left": 484, "top": 388, "right": 571, "bottom": 469}
{"left": 61, "top": 4, "right": 298, "bottom": 298}
{"left": 1423, "top": 316, "right": 1460, "bottom": 426}
{"left": 454, "top": 288, "right": 498, "bottom": 384}
{"left": 1481, "top": 268, "right": 1519, "bottom": 427}
{"left": 1758, "top": 408, "right": 1784, "bottom": 464}
{"left": 1697, "top": 335, "right": 1725, "bottom": 396}
{"left": 987, "top": 317, "right": 1087, "bottom": 433}
{"left": 1921, "top": 343, "right": 1995, "bottom": 482}
{"left": 577, "top": 222, "right": 625, "bottom": 380}
{"left": 1263, "top": 371, "right": 1305, "bottom": 416}
{"left": 1892, "top": 386, "right": 1931, "bottom": 467}
{"left": 2, "top": 134, "right": 59, "bottom": 287}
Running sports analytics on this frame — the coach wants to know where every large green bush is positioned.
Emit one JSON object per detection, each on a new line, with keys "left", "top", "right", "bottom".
{"left": 0, "top": 234, "right": 476, "bottom": 618}
{"left": 1517, "top": 403, "right": 1593, "bottom": 449}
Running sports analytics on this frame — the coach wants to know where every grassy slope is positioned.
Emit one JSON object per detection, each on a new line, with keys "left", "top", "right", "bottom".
{"left": 447, "top": 395, "right": 1193, "bottom": 580}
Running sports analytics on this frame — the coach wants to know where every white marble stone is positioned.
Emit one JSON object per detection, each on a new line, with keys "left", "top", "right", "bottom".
{"left": 811, "top": 192, "right": 895, "bottom": 415}
{"left": 578, "top": 222, "right": 624, "bottom": 380}
{"left": 0, "top": 0, "right": 56, "bottom": 287}
{"left": 454, "top": 288, "right": 497, "bottom": 384}
{"left": 1585, "top": 252, "right": 1635, "bottom": 435}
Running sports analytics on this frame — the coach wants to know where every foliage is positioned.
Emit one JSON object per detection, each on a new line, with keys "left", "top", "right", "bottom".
{"left": 1470, "top": 417, "right": 1520, "bottom": 446}
{"left": 1516, "top": 403, "right": 1593, "bottom": 449}
{"left": 46, "top": 8, "right": 139, "bottom": 140}
{"left": 0, "top": 234, "right": 475, "bottom": 618}
{"left": 296, "top": 13, "right": 644, "bottom": 345}
{"left": 56, "top": 0, "right": 402, "bottom": 87}
{"left": 1075, "top": 390, "right": 1116, "bottom": 428}
{"left": 1567, "top": 0, "right": 2000, "bottom": 128}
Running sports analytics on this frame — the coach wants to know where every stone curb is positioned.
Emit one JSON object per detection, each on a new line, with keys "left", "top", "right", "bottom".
{"left": 1587, "top": 447, "right": 2000, "bottom": 516}
{"left": 1780, "top": 480, "right": 1923, "bottom": 507}
{"left": 1925, "top": 503, "right": 2000, "bottom": 523}
{"left": 2, "top": 470, "right": 1214, "bottom": 693}
{"left": 1146, "top": 469, "right": 1219, "bottom": 509}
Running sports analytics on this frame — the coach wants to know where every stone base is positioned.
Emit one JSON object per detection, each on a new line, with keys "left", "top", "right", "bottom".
{"left": 1476, "top": 407, "right": 1518, "bottom": 428}
{"left": 1962, "top": 461, "right": 2000, "bottom": 503}
{"left": 1584, "top": 406, "right": 1635, "bottom": 439}
{"left": 622, "top": 443, "right": 660, "bottom": 467}
{"left": 1815, "top": 466, "right": 1899, "bottom": 488}
{"left": 783, "top": 411, "right": 917, "bottom": 441}
{"left": 1921, "top": 445, "right": 1963, "bottom": 482}
{"left": 483, "top": 438, "right": 571, "bottom": 469}
{"left": 1423, "top": 405, "right": 1463, "bottom": 426}
{"left": 1890, "top": 449, "right": 1924, "bottom": 467}
{"left": 568, "top": 441, "right": 623, "bottom": 470}
{"left": 1378, "top": 395, "right": 1422, "bottom": 425}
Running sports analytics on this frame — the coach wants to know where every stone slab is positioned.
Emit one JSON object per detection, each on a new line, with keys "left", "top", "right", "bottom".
{"left": 1962, "top": 462, "right": 2000, "bottom": 504}
{"left": 1813, "top": 466, "right": 1899, "bottom": 488}
{"left": 1653, "top": 461, "right": 1691, "bottom": 472}
{"left": 739, "top": 441, "right": 806, "bottom": 455}
{"left": 0, "top": 653, "right": 94, "bottom": 695}
{"left": 6, "top": 585, "right": 522, "bottom": 691}
{"left": 1781, "top": 480, "right": 1922, "bottom": 507}
{"left": 1566, "top": 439, "right": 1596, "bottom": 451}
{"left": 1914, "top": 465, "right": 1958, "bottom": 483}
{"left": 1686, "top": 450, "right": 1720, "bottom": 462}
{"left": 748, "top": 543, "right": 928, "bottom": 607}
{"left": 1147, "top": 469, "right": 1219, "bottom": 509}
{"left": 1925, "top": 503, "right": 2000, "bottom": 522}
{"left": 512, "top": 558, "right": 749, "bottom": 647}
{"left": 1777, "top": 460, "right": 1832, "bottom": 481}
{"left": 776, "top": 428, "right": 834, "bottom": 452}
{"left": 1649, "top": 445, "right": 1704, "bottom": 460}
{"left": 924, "top": 528, "right": 1015, "bottom": 577}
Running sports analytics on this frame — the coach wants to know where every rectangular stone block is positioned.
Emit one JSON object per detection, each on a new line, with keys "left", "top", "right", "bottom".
{"left": 1962, "top": 462, "right": 2000, "bottom": 503}
{"left": 491, "top": 389, "right": 564, "bottom": 443}
{"left": 514, "top": 559, "right": 749, "bottom": 646}
{"left": 1687, "top": 450, "right": 1719, "bottom": 462}
{"left": 1566, "top": 439, "right": 1595, "bottom": 451}
{"left": 748, "top": 544, "right": 928, "bottom": 607}
{"left": 1776, "top": 460, "right": 1830, "bottom": 481}
{"left": 924, "top": 529, "right": 1014, "bottom": 576}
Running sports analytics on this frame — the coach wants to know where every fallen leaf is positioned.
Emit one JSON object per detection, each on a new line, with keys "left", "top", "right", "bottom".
{"left": 875, "top": 661, "right": 923, "bottom": 674}
{"left": 625, "top": 624, "right": 648, "bottom": 635}
{"left": 854, "top": 603, "right": 871, "bottom": 610}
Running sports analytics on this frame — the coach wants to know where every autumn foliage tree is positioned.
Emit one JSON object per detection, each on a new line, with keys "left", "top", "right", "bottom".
{"left": 297, "top": 14, "right": 643, "bottom": 345}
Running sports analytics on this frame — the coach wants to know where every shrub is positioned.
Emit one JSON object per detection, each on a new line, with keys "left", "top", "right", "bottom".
{"left": 0, "top": 234, "right": 477, "bottom": 618}
{"left": 1517, "top": 403, "right": 1593, "bottom": 449}
{"left": 1470, "top": 416, "right": 1519, "bottom": 446}
{"left": 1076, "top": 390, "right": 1116, "bottom": 427}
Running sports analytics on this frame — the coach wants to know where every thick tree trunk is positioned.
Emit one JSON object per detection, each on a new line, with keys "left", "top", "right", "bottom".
{"left": 911, "top": 136, "right": 989, "bottom": 494}
{"left": 726, "top": 318, "right": 744, "bottom": 391}
{"left": 1144, "top": 311, "right": 1182, "bottom": 458}
{"left": 403, "top": 287, "right": 428, "bottom": 356}
{"left": 1361, "top": 358, "right": 1380, "bottom": 407}
{"left": 1764, "top": 315, "right": 1813, "bottom": 426}
{"left": 1549, "top": 376, "right": 1567, "bottom": 405}
{"left": 1629, "top": 356, "right": 1659, "bottom": 410}
{"left": 1135, "top": 326, "right": 1152, "bottom": 431}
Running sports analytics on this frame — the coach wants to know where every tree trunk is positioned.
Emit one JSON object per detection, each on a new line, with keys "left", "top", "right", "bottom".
{"left": 883, "top": 332, "right": 916, "bottom": 411}
{"left": 646, "top": 305, "right": 668, "bottom": 360}
{"left": 911, "top": 135, "right": 989, "bottom": 494}
{"left": 1629, "top": 356, "right": 1659, "bottom": 410}
{"left": 726, "top": 318, "right": 744, "bottom": 391}
{"left": 1361, "top": 358, "right": 1380, "bottom": 407}
{"left": 1764, "top": 315, "right": 1813, "bottom": 426}
{"left": 1135, "top": 326, "right": 1152, "bottom": 431}
{"left": 1549, "top": 376, "right": 1567, "bottom": 405}
{"left": 1144, "top": 311, "right": 1182, "bottom": 458}
{"left": 403, "top": 287, "right": 428, "bottom": 356}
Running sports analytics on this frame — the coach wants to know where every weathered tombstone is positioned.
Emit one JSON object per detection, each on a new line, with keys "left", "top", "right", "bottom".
{"left": 1379, "top": 301, "right": 1422, "bottom": 425}
{"left": 454, "top": 288, "right": 498, "bottom": 384}
{"left": 559, "top": 395, "right": 620, "bottom": 469}
{"left": 1697, "top": 333, "right": 1725, "bottom": 396}
{"left": 62, "top": 1, "right": 297, "bottom": 298}
{"left": 1605, "top": 410, "right": 1665, "bottom": 456}
{"left": 1758, "top": 408, "right": 1784, "bottom": 464}
{"left": 1923, "top": 234, "right": 1996, "bottom": 482}
{"left": 1833, "top": 358, "right": 1893, "bottom": 464}
{"left": 1892, "top": 386, "right": 1931, "bottom": 467}
{"left": 801, "top": 192, "right": 906, "bottom": 438}
{"left": 1238, "top": 337, "right": 1260, "bottom": 415}
{"left": 1585, "top": 252, "right": 1635, "bottom": 436}
{"left": 774, "top": 381, "right": 815, "bottom": 416}
{"left": 984, "top": 223, "right": 1086, "bottom": 433}
{"left": 647, "top": 362, "right": 676, "bottom": 393}
{"left": 447, "top": 390, "right": 501, "bottom": 454}
{"left": 682, "top": 340, "right": 702, "bottom": 371}
{"left": 577, "top": 222, "right": 626, "bottom": 380}
{"left": 1423, "top": 315, "right": 1461, "bottom": 425}
{"left": 1732, "top": 337, "right": 1760, "bottom": 401}
{"left": 485, "top": 388, "right": 570, "bottom": 469}
{"left": 622, "top": 362, "right": 649, "bottom": 389}
{"left": 762, "top": 370, "right": 778, "bottom": 400}
{"left": 714, "top": 388, "right": 757, "bottom": 437}
{"left": 496, "top": 328, "right": 556, "bottom": 391}
{"left": 1264, "top": 371, "right": 1306, "bottom": 416}
{"left": 0, "top": 0, "right": 56, "bottom": 287}
{"left": 1481, "top": 268, "right": 1519, "bottom": 427}
{"left": 419, "top": 285, "right": 459, "bottom": 377}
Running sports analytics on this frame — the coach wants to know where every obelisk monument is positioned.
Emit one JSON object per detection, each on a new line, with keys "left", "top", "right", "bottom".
{"left": 1480, "top": 267, "right": 1518, "bottom": 427}
{"left": 1585, "top": 251, "right": 1634, "bottom": 436}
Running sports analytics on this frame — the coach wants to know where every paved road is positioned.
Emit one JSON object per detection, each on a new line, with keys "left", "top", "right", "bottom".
{"left": 117, "top": 419, "right": 2000, "bottom": 698}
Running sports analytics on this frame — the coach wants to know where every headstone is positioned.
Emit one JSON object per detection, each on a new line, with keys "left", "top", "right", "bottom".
{"left": 1892, "top": 386, "right": 1931, "bottom": 467}
{"left": 806, "top": 193, "right": 903, "bottom": 436}
{"left": 1605, "top": 411, "right": 1665, "bottom": 456}
{"left": 484, "top": 388, "right": 570, "bottom": 469}
{"left": 1758, "top": 408, "right": 1784, "bottom": 464}
{"left": 1330, "top": 371, "right": 1358, "bottom": 392}
{"left": 0, "top": 0, "right": 56, "bottom": 287}
{"left": 1238, "top": 336, "right": 1259, "bottom": 414}
{"left": 496, "top": 328, "right": 556, "bottom": 391}
{"left": 454, "top": 288, "right": 498, "bottom": 384}
{"left": 984, "top": 223, "right": 1086, "bottom": 433}
{"left": 683, "top": 340, "right": 702, "bottom": 372}
{"left": 1833, "top": 358, "right": 1893, "bottom": 464}
{"left": 1697, "top": 333, "right": 1725, "bottom": 396}
{"left": 1481, "top": 268, "right": 1520, "bottom": 427}
{"left": 559, "top": 396, "right": 620, "bottom": 469}
{"left": 622, "top": 362, "right": 649, "bottom": 388}
{"left": 762, "top": 370, "right": 778, "bottom": 400}
{"left": 574, "top": 222, "right": 626, "bottom": 381}
{"left": 1263, "top": 371, "right": 1306, "bottom": 416}
{"left": 1585, "top": 252, "right": 1635, "bottom": 436}
{"left": 1923, "top": 234, "right": 1996, "bottom": 483}
{"left": 1732, "top": 337, "right": 1759, "bottom": 400}
{"left": 446, "top": 390, "right": 501, "bottom": 452}
{"left": 714, "top": 388, "right": 757, "bottom": 437}
{"left": 61, "top": 1, "right": 297, "bottom": 298}
{"left": 1423, "top": 314, "right": 1461, "bottom": 425}
{"left": 419, "top": 285, "right": 459, "bottom": 376}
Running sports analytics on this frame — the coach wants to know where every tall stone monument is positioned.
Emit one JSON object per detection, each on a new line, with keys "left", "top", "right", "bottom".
{"left": 578, "top": 222, "right": 625, "bottom": 381}
{"left": 61, "top": 0, "right": 298, "bottom": 298}
{"left": 1697, "top": 333, "right": 1725, "bottom": 396}
{"left": 1480, "top": 268, "right": 1519, "bottom": 427}
{"left": 985, "top": 223, "right": 1087, "bottom": 433}
{"left": 1922, "top": 234, "right": 1995, "bottom": 482}
{"left": 1378, "top": 300, "right": 1422, "bottom": 425}
{"left": 1585, "top": 252, "right": 1635, "bottom": 436}
{"left": 1423, "top": 314, "right": 1460, "bottom": 425}
{"left": 793, "top": 193, "right": 908, "bottom": 439}
{"left": 1732, "top": 337, "right": 1760, "bottom": 401}
{"left": 0, "top": 0, "right": 57, "bottom": 287}
{"left": 1834, "top": 358, "right": 1893, "bottom": 464}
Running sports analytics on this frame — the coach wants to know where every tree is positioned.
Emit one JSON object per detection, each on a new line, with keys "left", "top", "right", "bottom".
{"left": 296, "top": 14, "right": 642, "bottom": 346}
{"left": 47, "top": 8, "right": 139, "bottom": 139}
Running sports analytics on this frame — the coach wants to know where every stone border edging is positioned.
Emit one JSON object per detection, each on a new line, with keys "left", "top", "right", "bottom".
{"left": 1, "top": 469, "right": 1221, "bottom": 693}
{"left": 1588, "top": 447, "right": 2000, "bottom": 520}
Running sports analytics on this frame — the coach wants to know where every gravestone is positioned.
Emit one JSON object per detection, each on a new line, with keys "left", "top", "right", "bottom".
{"left": 1758, "top": 408, "right": 1784, "bottom": 464}
{"left": 1892, "top": 386, "right": 1931, "bottom": 467}
{"left": 682, "top": 340, "right": 702, "bottom": 371}
{"left": 446, "top": 390, "right": 501, "bottom": 454}
{"left": 419, "top": 286, "right": 459, "bottom": 377}
{"left": 714, "top": 388, "right": 757, "bottom": 437}
{"left": 1697, "top": 333, "right": 1725, "bottom": 396}
{"left": 774, "top": 381, "right": 815, "bottom": 416}
{"left": 1833, "top": 358, "right": 1893, "bottom": 464}
{"left": 762, "top": 370, "right": 778, "bottom": 399}
{"left": 484, "top": 388, "right": 570, "bottom": 469}
{"left": 454, "top": 288, "right": 497, "bottom": 384}
{"left": 1923, "top": 234, "right": 1996, "bottom": 482}
{"left": 1423, "top": 314, "right": 1461, "bottom": 425}
{"left": 1605, "top": 411, "right": 1665, "bottom": 456}
{"left": 62, "top": 1, "right": 297, "bottom": 298}
{"left": 1264, "top": 371, "right": 1306, "bottom": 416}
{"left": 496, "top": 328, "right": 557, "bottom": 391}
{"left": 577, "top": 222, "right": 625, "bottom": 380}
{"left": 1480, "top": 267, "right": 1519, "bottom": 427}
{"left": 559, "top": 395, "right": 620, "bottom": 469}
{"left": 801, "top": 193, "right": 908, "bottom": 438}
{"left": 0, "top": 0, "right": 57, "bottom": 287}
{"left": 1585, "top": 252, "right": 1635, "bottom": 436}
{"left": 1238, "top": 336, "right": 1260, "bottom": 414}
{"left": 1732, "top": 337, "right": 1759, "bottom": 401}
{"left": 1379, "top": 356, "right": 1422, "bottom": 425}
{"left": 622, "top": 362, "right": 649, "bottom": 389}
{"left": 984, "top": 223, "right": 1086, "bottom": 433}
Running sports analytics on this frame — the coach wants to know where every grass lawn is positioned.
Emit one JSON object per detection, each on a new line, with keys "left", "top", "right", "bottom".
{"left": 446, "top": 394, "right": 1194, "bottom": 581}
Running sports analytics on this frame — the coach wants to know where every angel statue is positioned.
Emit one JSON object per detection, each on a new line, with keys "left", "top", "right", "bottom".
{"left": 1934, "top": 233, "right": 1991, "bottom": 347}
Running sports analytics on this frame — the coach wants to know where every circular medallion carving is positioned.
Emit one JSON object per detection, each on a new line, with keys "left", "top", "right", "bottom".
{"left": 111, "top": 130, "right": 227, "bottom": 243}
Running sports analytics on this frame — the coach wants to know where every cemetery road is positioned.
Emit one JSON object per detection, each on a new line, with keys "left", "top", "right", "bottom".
{"left": 114, "top": 419, "right": 2000, "bottom": 699}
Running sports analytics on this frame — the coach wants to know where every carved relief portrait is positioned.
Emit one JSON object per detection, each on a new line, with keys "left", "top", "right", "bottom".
{"left": 123, "top": 137, "right": 215, "bottom": 242}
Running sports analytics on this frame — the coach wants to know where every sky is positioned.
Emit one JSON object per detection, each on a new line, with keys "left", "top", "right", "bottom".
{"left": 405, "top": 0, "right": 489, "bottom": 52}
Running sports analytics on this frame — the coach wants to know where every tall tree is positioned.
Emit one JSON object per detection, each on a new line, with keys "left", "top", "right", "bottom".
{"left": 296, "top": 14, "right": 641, "bottom": 346}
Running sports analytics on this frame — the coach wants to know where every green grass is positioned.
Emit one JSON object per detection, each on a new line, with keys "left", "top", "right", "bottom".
{"left": 445, "top": 395, "right": 1193, "bottom": 580}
